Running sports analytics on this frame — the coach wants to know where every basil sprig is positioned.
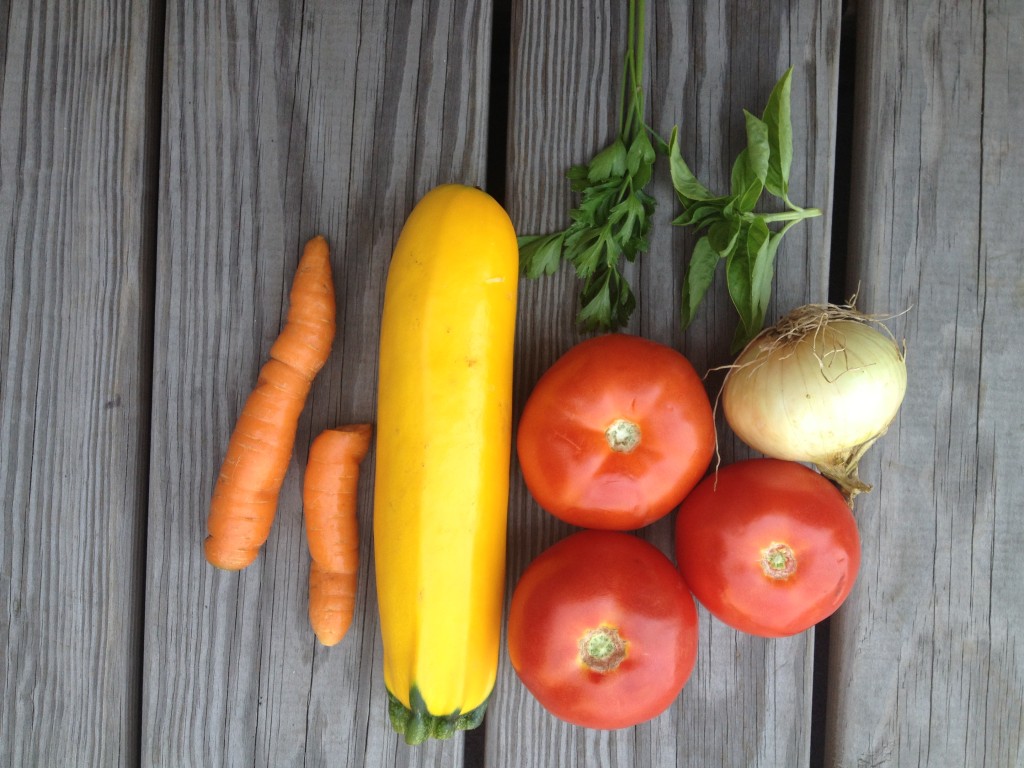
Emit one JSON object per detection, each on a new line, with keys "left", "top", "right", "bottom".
{"left": 519, "top": 10, "right": 820, "bottom": 345}
{"left": 669, "top": 68, "right": 821, "bottom": 352}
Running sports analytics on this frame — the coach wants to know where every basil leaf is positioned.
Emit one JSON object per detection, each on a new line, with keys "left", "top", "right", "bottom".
{"left": 672, "top": 203, "right": 723, "bottom": 231}
{"left": 735, "top": 178, "right": 765, "bottom": 213}
{"left": 668, "top": 128, "right": 716, "bottom": 202}
{"left": 663, "top": 68, "right": 819, "bottom": 343}
{"left": 725, "top": 224, "right": 757, "bottom": 347}
{"left": 680, "top": 236, "right": 721, "bottom": 329}
{"left": 726, "top": 218, "right": 776, "bottom": 352}
{"left": 743, "top": 109, "right": 770, "bottom": 183}
{"left": 763, "top": 68, "right": 794, "bottom": 200}
{"left": 708, "top": 218, "right": 740, "bottom": 255}
{"left": 759, "top": 231, "right": 784, "bottom": 319}
{"left": 747, "top": 217, "right": 773, "bottom": 324}
{"left": 730, "top": 148, "right": 752, "bottom": 198}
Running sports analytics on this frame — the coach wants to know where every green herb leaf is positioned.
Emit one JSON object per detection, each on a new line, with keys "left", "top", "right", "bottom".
{"left": 736, "top": 179, "right": 765, "bottom": 213}
{"left": 588, "top": 140, "right": 628, "bottom": 182}
{"left": 566, "top": 164, "right": 591, "bottom": 192}
{"left": 518, "top": 14, "right": 812, "bottom": 338}
{"left": 728, "top": 114, "right": 768, "bottom": 206}
{"left": 725, "top": 227, "right": 758, "bottom": 353}
{"left": 747, "top": 217, "right": 773, "bottom": 324}
{"left": 763, "top": 68, "right": 794, "bottom": 200}
{"left": 518, "top": 233, "right": 566, "bottom": 278}
{"left": 626, "top": 131, "right": 656, "bottom": 175}
{"left": 670, "top": 67, "right": 818, "bottom": 347}
{"left": 708, "top": 219, "right": 741, "bottom": 255}
{"left": 571, "top": 226, "right": 615, "bottom": 279}
{"left": 613, "top": 189, "right": 656, "bottom": 261}
{"left": 722, "top": 217, "right": 775, "bottom": 353}
{"left": 577, "top": 266, "right": 636, "bottom": 332}
{"left": 669, "top": 128, "right": 716, "bottom": 203}
{"left": 651, "top": 130, "right": 671, "bottom": 157}
{"left": 672, "top": 203, "right": 724, "bottom": 231}
{"left": 743, "top": 109, "right": 770, "bottom": 184}
{"left": 680, "top": 236, "right": 722, "bottom": 328}
{"left": 633, "top": 156, "right": 655, "bottom": 190}
{"left": 730, "top": 148, "right": 750, "bottom": 198}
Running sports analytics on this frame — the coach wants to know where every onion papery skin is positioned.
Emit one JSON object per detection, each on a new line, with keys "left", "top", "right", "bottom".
{"left": 722, "top": 312, "right": 907, "bottom": 501}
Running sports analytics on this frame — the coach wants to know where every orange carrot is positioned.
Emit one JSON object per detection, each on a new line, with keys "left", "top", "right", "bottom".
{"left": 304, "top": 424, "right": 372, "bottom": 646}
{"left": 204, "top": 236, "right": 336, "bottom": 570}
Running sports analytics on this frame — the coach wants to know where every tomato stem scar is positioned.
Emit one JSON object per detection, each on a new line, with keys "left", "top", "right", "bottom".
{"left": 761, "top": 542, "right": 797, "bottom": 579}
{"left": 579, "top": 626, "right": 627, "bottom": 672}
{"left": 605, "top": 418, "right": 641, "bottom": 453}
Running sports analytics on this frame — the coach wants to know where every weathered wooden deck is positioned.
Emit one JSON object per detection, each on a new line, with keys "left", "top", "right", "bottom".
{"left": 2, "top": 0, "right": 1022, "bottom": 765}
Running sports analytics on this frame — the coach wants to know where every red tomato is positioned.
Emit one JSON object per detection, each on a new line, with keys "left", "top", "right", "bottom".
{"left": 507, "top": 530, "right": 699, "bottom": 730}
{"left": 674, "top": 458, "right": 860, "bottom": 638}
{"left": 516, "top": 334, "right": 715, "bottom": 530}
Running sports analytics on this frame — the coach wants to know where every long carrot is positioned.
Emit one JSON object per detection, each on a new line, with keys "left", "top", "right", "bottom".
{"left": 303, "top": 424, "right": 372, "bottom": 646}
{"left": 204, "top": 235, "right": 336, "bottom": 571}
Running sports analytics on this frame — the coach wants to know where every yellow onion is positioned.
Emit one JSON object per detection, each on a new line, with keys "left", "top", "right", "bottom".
{"left": 721, "top": 303, "right": 907, "bottom": 502}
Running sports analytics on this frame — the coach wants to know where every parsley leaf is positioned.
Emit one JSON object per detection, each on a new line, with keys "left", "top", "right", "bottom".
{"left": 517, "top": 11, "right": 818, "bottom": 348}
{"left": 518, "top": 0, "right": 658, "bottom": 332}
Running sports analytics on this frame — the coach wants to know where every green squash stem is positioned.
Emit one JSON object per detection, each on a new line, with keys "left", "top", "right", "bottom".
{"left": 386, "top": 687, "right": 488, "bottom": 746}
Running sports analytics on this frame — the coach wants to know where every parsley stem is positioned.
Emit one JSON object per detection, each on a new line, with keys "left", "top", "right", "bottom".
{"left": 631, "top": 0, "right": 646, "bottom": 133}
{"left": 617, "top": 13, "right": 628, "bottom": 137}
{"left": 518, "top": 0, "right": 658, "bottom": 332}
{"left": 619, "top": 0, "right": 647, "bottom": 143}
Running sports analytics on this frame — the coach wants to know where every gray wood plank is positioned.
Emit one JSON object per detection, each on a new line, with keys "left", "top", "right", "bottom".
{"left": 827, "top": 0, "right": 1024, "bottom": 765}
{"left": 141, "top": 0, "right": 493, "bottom": 765}
{"left": 0, "top": 2, "right": 156, "bottom": 766}
{"left": 493, "top": 1, "right": 840, "bottom": 765}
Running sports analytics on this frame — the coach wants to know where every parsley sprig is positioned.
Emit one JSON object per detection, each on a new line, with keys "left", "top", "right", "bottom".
{"left": 518, "top": 0, "right": 657, "bottom": 332}
{"left": 518, "top": 1, "right": 820, "bottom": 345}
{"left": 668, "top": 68, "right": 821, "bottom": 352}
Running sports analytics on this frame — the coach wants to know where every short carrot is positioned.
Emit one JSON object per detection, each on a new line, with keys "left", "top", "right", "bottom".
{"left": 204, "top": 235, "right": 336, "bottom": 571}
{"left": 303, "top": 424, "right": 373, "bottom": 646}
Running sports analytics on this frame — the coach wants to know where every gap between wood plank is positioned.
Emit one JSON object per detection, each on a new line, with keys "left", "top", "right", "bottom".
{"left": 468, "top": 0, "right": 513, "bottom": 763}
{"left": 485, "top": 0, "right": 512, "bottom": 210}
{"left": 811, "top": 2, "right": 859, "bottom": 767}
{"left": 828, "top": 0, "right": 858, "bottom": 307}
{"left": 135, "top": 0, "right": 169, "bottom": 762}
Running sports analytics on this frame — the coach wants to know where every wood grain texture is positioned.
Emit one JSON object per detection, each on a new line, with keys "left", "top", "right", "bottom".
{"left": 141, "top": 0, "right": 492, "bottom": 765}
{"left": 494, "top": 1, "right": 840, "bottom": 765}
{"left": 0, "top": 1, "right": 156, "bottom": 766}
{"left": 646, "top": 3, "right": 840, "bottom": 767}
{"left": 827, "top": 0, "right": 1024, "bottom": 765}
{"left": 7, "top": 0, "right": 1017, "bottom": 763}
